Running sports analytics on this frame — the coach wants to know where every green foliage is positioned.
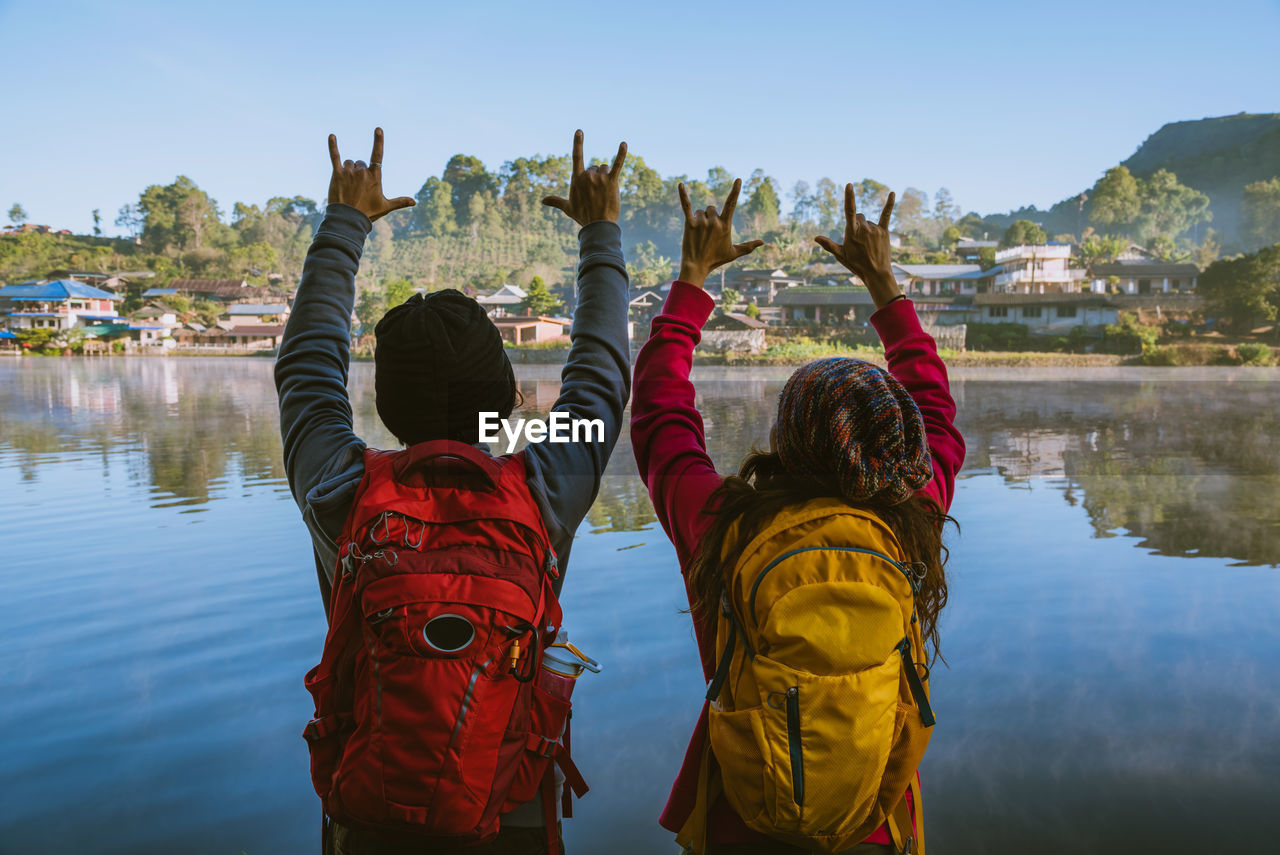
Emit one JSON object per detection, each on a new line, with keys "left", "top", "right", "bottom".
{"left": 1141, "top": 346, "right": 1182, "bottom": 366}
{"left": 520, "top": 275, "right": 562, "bottom": 316}
{"left": 743, "top": 171, "right": 781, "bottom": 234}
{"left": 1001, "top": 219, "right": 1047, "bottom": 247}
{"left": 626, "top": 240, "right": 674, "bottom": 288}
{"left": 1197, "top": 244, "right": 1280, "bottom": 332}
{"left": 1079, "top": 233, "right": 1127, "bottom": 267}
{"left": 8, "top": 203, "right": 27, "bottom": 225}
{"left": 1090, "top": 167, "right": 1141, "bottom": 228}
{"left": 743, "top": 302, "right": 761, "bottom": 320}
{"left": 720, "top": 288, "right": 742, "bottom": 312}
{"left": 139, "top": 176, "right": 233, "bottom": 253}
{"left": 966, "top": 322, "right": 1031, "bottom": 351}
{"left": 1236, "top": 342, "right": 1274, "bottom": 365}
{"left": 1101, "top": 312, "right": 1160, "bottom": 355}
{"left": 1241, "top": 178, "right": 1280, "bottom": 251}
{"left": 977, "top": 246, "right": 997, "bottom": 270}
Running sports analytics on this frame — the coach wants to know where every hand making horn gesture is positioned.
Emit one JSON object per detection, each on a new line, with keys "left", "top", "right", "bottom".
{"left": 542, "top": 129, "right": 628, "bottom": 226}
{"left": 814, "top": 184, "right": 902, "bottom": 307}
{"left": 326, "top": 127, "right": 416, "bottom": 222}
{"left": 676, "top": 179, "right": 765, "bottom": 288}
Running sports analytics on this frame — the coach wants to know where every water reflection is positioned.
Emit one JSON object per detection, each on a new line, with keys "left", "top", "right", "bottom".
{"left": 2, "top": 359, "right": 1279, "bottom": 854}
{"left": 2, "top": 360, "right": 1276, "bottom": 564}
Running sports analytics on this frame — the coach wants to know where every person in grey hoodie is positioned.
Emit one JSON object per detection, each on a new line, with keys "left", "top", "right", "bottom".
{"left": 275, "top": 127, "right": 631, "bottom": 855}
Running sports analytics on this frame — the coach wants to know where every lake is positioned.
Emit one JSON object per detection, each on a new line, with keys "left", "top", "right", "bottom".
{"left": 1, "top": 358, "right": 1278, "bottom": 854}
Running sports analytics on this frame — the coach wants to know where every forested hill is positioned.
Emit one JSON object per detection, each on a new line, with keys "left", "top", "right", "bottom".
{"left": 984, "top": 113, "right": 1280, "bottom": 247}
{"left": 1120, "top": 113, "right": 1280, "bottom": 240}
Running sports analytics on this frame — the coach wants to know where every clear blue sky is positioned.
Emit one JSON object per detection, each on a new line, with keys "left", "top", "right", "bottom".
{"left": 2, "top": 0, "right": 1278, "bottom": 236}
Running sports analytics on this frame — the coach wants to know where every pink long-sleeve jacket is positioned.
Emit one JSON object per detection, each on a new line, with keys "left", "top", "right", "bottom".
{"left": 630, "top": 281, "right": 966, "bottom": 847}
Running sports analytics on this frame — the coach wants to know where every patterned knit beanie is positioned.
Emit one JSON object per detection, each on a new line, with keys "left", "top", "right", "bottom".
{"left": 775, "top": 357, "right": 932, "bottom": 505}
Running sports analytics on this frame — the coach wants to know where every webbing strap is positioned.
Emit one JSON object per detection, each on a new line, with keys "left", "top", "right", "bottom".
{"left": 887, "top": 775, "right": 924, "bottom": 855}
{"left": 705, "top": 619, "right": 737, "bottom": 702}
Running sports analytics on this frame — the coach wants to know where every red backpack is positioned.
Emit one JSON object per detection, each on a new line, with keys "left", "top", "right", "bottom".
{"left": 302, "top": 440, "right": 588, "bottom": 850}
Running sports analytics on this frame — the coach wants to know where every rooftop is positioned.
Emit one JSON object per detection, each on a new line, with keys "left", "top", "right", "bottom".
{"left": 973, "top": 293, "right": 1116, "bottom": 306}
{"left": 226, "top": 303, "right": 289, "bottom": 314}
{"left": 0, "top": 279, "right": 124, "bottom": 301}
{"left": 774, "top": 286, "right": 875, "bottom": 306}
{"left": 892, "top": 264, "right": 982, "bottom": 279}
{"left": 1089, "top": 262, "right": 1200, "bottom": 278}
{"left": 706, "top": 312, "right": 768, "bottom": 330}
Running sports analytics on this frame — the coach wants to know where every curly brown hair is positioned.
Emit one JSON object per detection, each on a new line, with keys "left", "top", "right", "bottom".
{"left": 687, "top": 449, "right": 956, "bottom": 661}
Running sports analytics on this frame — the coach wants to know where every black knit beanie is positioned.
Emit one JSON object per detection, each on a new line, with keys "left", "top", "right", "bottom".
{"left": 373, "top": 289, "right": 516, "bottom": 445}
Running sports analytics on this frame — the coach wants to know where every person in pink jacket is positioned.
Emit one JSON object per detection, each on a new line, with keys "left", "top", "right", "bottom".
{"left": 630, "top": 180, "right": 965, "bottom": 853}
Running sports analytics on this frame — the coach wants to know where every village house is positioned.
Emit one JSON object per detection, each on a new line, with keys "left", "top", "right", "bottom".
{"left": 1088, "top": 258, "right": 1199, "bottom": 295}
{"left": 493, "top": 315, "right": 571, "bottom": 345}
{"left": 0, "top": 329, "right": 20, "bottom": 354}
{"left": 221, "top": 303, "right": 290, "bottom": 327}
{"left": 972, "top": 293, "right": 1118, "bottom": 331}
{"left": 954, "top": 238, "right": 998, "bottom": 262}
{"left": 892, "top": 263, "right": 982, "bottom": 296}
{"left": 990, "top": 244, "right": 1088, "bottom": 294}
{"left": 168, "top": 278, "right": 271, "bottom": 304}
{"left": 627, "top": 288, "right": 666, "bottom": 339}
{"left": 476, "top": 284, "right": 527, "bottom": 318}
{"left": 0, "top": 279, "right": 126, "bottom": 332}
{"left": 723, "top": 268, "right": 806, "bottom": 304}
{"left": 175, "top": 324, "right": 285, "bottom": 351}
{"left": 773, "top": 285, "right": 877, "bottom": 325}
{"left": 699, "top": 312, "right": 768, "bottom": 354}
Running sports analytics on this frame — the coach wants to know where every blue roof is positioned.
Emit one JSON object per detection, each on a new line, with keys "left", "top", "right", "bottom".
{"left": 142, "top": 288, "right": 178, "bottom": 297}
{"left": 0, "top": 279, "right": 123, "bottom": 301}
{"left": 0, "top": 330, "right": 16, "bottom": 339}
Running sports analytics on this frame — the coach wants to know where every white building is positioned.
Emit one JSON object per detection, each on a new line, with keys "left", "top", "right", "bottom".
{"left": 991, "top": 245, "right": 1088, "bottom": 294}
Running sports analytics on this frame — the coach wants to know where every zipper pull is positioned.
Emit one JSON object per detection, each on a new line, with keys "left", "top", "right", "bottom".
{"left": 545, "top": 550, "right": 560, "bottom": 580}
{"left": 898, "top": 638, "right": 937, "bottom": 728}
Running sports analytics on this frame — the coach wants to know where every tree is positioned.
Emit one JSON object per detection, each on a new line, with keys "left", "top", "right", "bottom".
{"left": 442, "top": 155, "right": 497, "bottom": 226}
{"left": 626, "top": 240, "right": 673, "bottom": 288}
{"left": 8, "top": 203, "right": 27, "bottom": 225}
{"left": 744, "top": 302, "right": 760, "bottom": 320}
{"left": 1242, "top": 177, "right": 1280, "bottom": 251}
{"left": 412, "top": 177, "right": 457, "bottom": 236}
{"left": 892, "top": 188, "right": 930, "bottom": 238}
{"left": 1079, "top": 233, "right": 1126, "bottom": 268}
{"left": 520, "top": 275, "right": 563, "bottom": 316}
{"left": 789, "top": 180, "right": 815, "bottom": 225}
{"left": 1197, "top": 244, "right": 1280, "bottom": 333}
{"left": 355, "top": 288, "right": 386, "bottom": 337}
{"left": 855, "top": 179, "right": 889, "bottom": 217}
{"left": 137, "top": 176, "right": 230, "bottom": 252}
{"left": 115, "top": 203, "right": 144, "bottom": 240}
{"left": 1089, "top": 167, "right": 1141, "bottom": 230}
{"left": 932, "top": 188, "right": 960, "bottom": 229}
{"left": 720, "top": 288, "right": 742, "bottom": 313}
{"left": 1001, "top": 219, "right": 1047, "bottom": 247}
{"left": 91, "top": 209, "right": 101, "bottom": 237}
{"left": 1196, "top": 228, "right": 1222, "bottom": 269}
{"left": 743, "top": 170, "right": 781, "bottom": 234}
{"left": 813, "top": 178, "right": 841, "bottom": 232}
{"left": 1134, "top": 169, "right": 1210, "bottom": 242}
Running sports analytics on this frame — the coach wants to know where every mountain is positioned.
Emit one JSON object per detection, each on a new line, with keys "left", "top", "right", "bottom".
{"left": 982, "top": 113, "right": 1280, "bottom": 247}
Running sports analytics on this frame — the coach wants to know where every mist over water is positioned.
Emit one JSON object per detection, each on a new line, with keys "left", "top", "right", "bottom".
{"left": 1, "top": 358, "right": 1277, "bottom": 853}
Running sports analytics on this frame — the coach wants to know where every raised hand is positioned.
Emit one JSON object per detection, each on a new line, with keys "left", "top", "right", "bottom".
{"left": 814, "top": 184, "right": 901, "bottom": 307}
{"left": 676, "top": 179, "right": 764, "bottom": 288}
{"left": 327, "top": 127, "right": 416, "bottom": 222}
{"left": 541, "top": 129, "right": 627, "bottom": 226}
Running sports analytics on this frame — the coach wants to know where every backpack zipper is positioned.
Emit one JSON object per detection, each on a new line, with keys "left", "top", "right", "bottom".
{"left": 785, "top": 686, "right": 804, "bottom": 806}
{"left": 747, "top": 546, "right": 919, "bottom": 622}
{"left": 897, "top": 637, "right": 936, "bottom": 727}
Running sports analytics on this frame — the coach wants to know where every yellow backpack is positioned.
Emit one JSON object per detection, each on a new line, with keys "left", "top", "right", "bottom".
{"left": 679, "top": 497, "right": 935, "bottom": 855}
